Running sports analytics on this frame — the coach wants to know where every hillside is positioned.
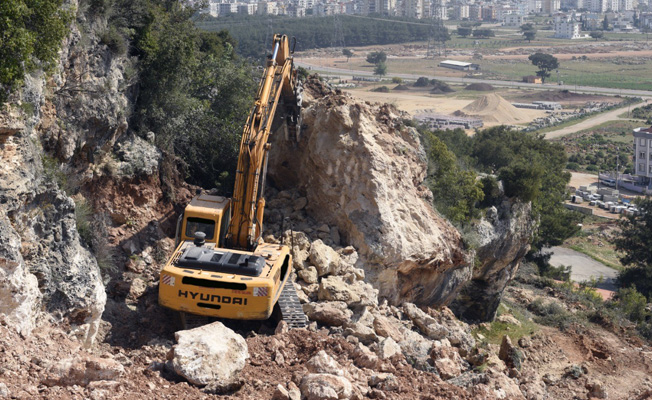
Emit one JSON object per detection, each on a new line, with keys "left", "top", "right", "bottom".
{"left": 1, "top": 1, "right": 652, "bottom": 400}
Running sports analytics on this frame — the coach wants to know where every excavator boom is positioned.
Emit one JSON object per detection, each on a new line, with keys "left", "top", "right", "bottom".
{"left": 226, "top": 34, "right": 300, "bottom": 251}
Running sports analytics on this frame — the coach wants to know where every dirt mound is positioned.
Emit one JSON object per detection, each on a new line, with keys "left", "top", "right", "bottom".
{"left": 458, "top": 93, "right": 530, "bottom": 124}
{"left": 465, "top": 83, "right": 494, "bottom": 91}
{"left": 393, "top": 84, "right": 410, "bottom": 90}
{"left": 519, "top": 90, "right": 595, "bottom": 102}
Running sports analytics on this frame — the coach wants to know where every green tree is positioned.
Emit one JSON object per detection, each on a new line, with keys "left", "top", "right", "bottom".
{"left": 470, "top": 126, "right": 581, "bottom": 250}
{"left": 421, "top": 130, "right": 483, "bottom": 223}
{"left": 0, "top": 0, "right": 72, "bottom": 103}
{"left": 589, "top": 30, "right": 604, "bottom": 40}
{"left": 614, "top": 198, "right": 652, "bottom": 297}
{"left": 342, "top": 48, "right": 353, "bottom": 62}
{"left": 528, "top": 52, "right": 559, "bottom": 83}
{"left": 472, "top": 28, "right": 495, "bottom": 38}
{"left": 602, "top": 15, "right": 609, "bottom": 31}
{"left": 520, "top": 23, "right": 537, "bottom": 42}
{"left": 373, "top": 61, "right": 387, "bottom": 78}
{"left": 132, "top": 2, "right": 256, "bottom": 192}
{"left": 457, "top": 26, "right": 473, "bottom": 37}
{"left": 414, "top": 76, "right": 431, "bottom": 87}
{"left": 366, "top": 50, "right": 387, "bottom": 65}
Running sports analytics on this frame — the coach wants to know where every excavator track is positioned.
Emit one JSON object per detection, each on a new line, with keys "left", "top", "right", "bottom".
{"left": 277, "top": 282, "right": 309, "bottom": 329}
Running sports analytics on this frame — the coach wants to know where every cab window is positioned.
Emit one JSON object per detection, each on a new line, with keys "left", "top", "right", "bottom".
{"left": 185, "top": 217, "right": 216, "bottom": 240}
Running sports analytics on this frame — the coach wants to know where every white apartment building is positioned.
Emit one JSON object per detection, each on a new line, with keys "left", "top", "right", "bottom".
{"left": 589, "top": 0, "right": 608, "bottom": 13}
{"left": 503, "top": 14, "right": 525, "bottom": 26}
{"left": 634, "top": 127, "right": 652, "bottom": 179}
{"left": 529, "top": 0, "right": 542, "bottom": 13}
{"left": 554, "top": 14, "right": 581, "bottom": 37}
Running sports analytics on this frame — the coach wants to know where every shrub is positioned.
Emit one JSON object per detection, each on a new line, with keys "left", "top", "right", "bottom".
{"left": 371, "top": 85, "right": 390, "bottom": 93}
{"left": 414, "top": 77, "right": 431, "bottom": 87}
{"left": 99, "top": 26, "right": 127, "bottom": 55}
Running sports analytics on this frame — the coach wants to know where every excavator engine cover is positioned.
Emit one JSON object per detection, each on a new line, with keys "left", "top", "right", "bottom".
{"left": 177, "top": 247, "right": 265, "bottom": 277}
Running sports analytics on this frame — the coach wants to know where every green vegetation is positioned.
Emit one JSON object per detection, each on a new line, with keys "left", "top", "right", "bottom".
{"left": 87, "top": 0, "right": 257, "bottom": 192}
{"left": 528, "top": 52, "right": 559, "bottom": 84}
{"left": 630, "top": 103, "right": 652, "bottom": 123}
{"left": 373, "top": 61, "right": 387, "bottom": 78}
{"left": 420, "top": 130, "right": 484, "bottom": 224}
{"left": 472, "top": 29, "right": 495, "bottom": 38}
{"left": 473, "top": 303, "right": 538, "bottom": 345}
{"left": 366, "top": 51, "right": 387, "bottom": 65}
{"left": 614, "top": 198, "right": 652, "bottom": 298}
{"left": 520, "top": 23, "right": 537, "bottom": 42}
{"left": 417, "top": 125, "right": 581, "bottom": 253}
{"left": 559, "top": 120, "right": 638, "bottom": 174}
{"left": 0, "top": 0, "right": 72, "bottom": 103}
{"left": 196, "top": 14, "right": 434, "bottom": 58}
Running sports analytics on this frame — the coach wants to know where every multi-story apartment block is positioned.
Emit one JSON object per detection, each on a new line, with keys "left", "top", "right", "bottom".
{"left": 528, "top": 0, "right": 542, "bottom": 13}
{"left": 542, "top": 0, "right": 561, "bottom": 14}
{"left": 455, "top": 4, "right": 470, "bottom": 19}
{"left": 503, "top": 13, "right": 525, "bottom": 26}
{"left": 404, "top": 0, "right": 424, "bottom": 18}
{"left": 554, "top": 13, "right": 581, "bottom": 37}
{"left": 482, "top": 5, "right": 496, "bottom": 20}
{"left": 633, "top": 127, "right": 652, "bottom": 180}
{"left": 589, "top": 0, "right": 608, "bottom": 13}
{"left": 219, "top": 3, "right": 238, "bottom": 15}
{"left": 237, "top": 3, "right": 257, "bottom": 14}
{"left": 469, "top": 4, "right": 482, "bottom": 19}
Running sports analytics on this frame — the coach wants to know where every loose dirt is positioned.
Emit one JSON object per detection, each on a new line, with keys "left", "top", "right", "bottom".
{"left": 456, "top": 93, "right": 533, "bottom": 124}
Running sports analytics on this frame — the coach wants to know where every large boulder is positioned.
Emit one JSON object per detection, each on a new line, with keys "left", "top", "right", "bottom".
{"left": 171, "top": 322, "right": 248, "bottom": 391}
{"left": 269, "top": 79, "right": 472, "bottom": 307}
{"left": 303, "top": 301, "right": 353, "bottom": 327}
{"left": 451, "top": 200, "right": 536, "bottom": 321}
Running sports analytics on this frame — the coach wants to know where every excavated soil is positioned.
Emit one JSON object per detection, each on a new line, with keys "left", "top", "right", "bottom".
{"left": 455, "top": 93, "right": 531, "bottom": 124}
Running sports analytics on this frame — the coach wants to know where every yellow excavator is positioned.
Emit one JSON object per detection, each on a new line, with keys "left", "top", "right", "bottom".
{"left": 158, "top": 34, "right": 306, "bottom": 327}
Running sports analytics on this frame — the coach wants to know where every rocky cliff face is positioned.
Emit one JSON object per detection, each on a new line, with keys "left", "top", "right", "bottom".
{"left": 451, "top": 200, "right": 536, "bottom": 321}
{"left": 0, "top": 3, "right": 134, "bottom": 344}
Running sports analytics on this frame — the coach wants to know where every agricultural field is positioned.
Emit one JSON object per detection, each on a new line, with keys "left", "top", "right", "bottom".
{"left": 298, "top": 34, "right": 652, "bottom": 91}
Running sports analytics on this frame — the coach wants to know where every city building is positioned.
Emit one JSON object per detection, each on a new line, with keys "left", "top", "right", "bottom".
{"left": 503, "top": 14, "right": 525, "bottom": 26}
{"left": 554, "top": 13, "right": 582, "bottom": 38}
{"left": 542, "top": 0, "right": 561, "bottom": 14}
{"left": 455, "top": 4, "right": 469, "bottom": 19}
{"left": 439, "top": 60, "right": 480, "bottom": 70}
{"left": 633, "top": 126, "right": 652, "bottom": 181}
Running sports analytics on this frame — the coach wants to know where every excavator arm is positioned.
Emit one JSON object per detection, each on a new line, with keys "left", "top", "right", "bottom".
{"left": 226, "top": 34, "right": 301, "bottom": 251}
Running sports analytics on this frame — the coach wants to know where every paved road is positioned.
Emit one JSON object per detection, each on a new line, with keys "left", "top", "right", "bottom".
{"left": 543, "top": 105, "right": 637, "bottom": 139}
{"left": 548, "top": 246, "right": 618, "bottom": 291}
{"left": 297, "top": 60, "right": 652, "bottom": 99}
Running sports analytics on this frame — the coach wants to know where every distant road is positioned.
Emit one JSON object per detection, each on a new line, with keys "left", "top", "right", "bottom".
{"left": 543, "top": 104, "right": 637, "bottom": 139}
{"left": 297, "top": 60, "right": 652, "bottom": 99}
{"left": 548, "top": 246, "right": 618, "bottom": 291}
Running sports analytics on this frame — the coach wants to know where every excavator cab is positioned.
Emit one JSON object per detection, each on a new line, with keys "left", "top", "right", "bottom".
{"left": 174, "top": 194, "right": 231, "bottom": 247}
